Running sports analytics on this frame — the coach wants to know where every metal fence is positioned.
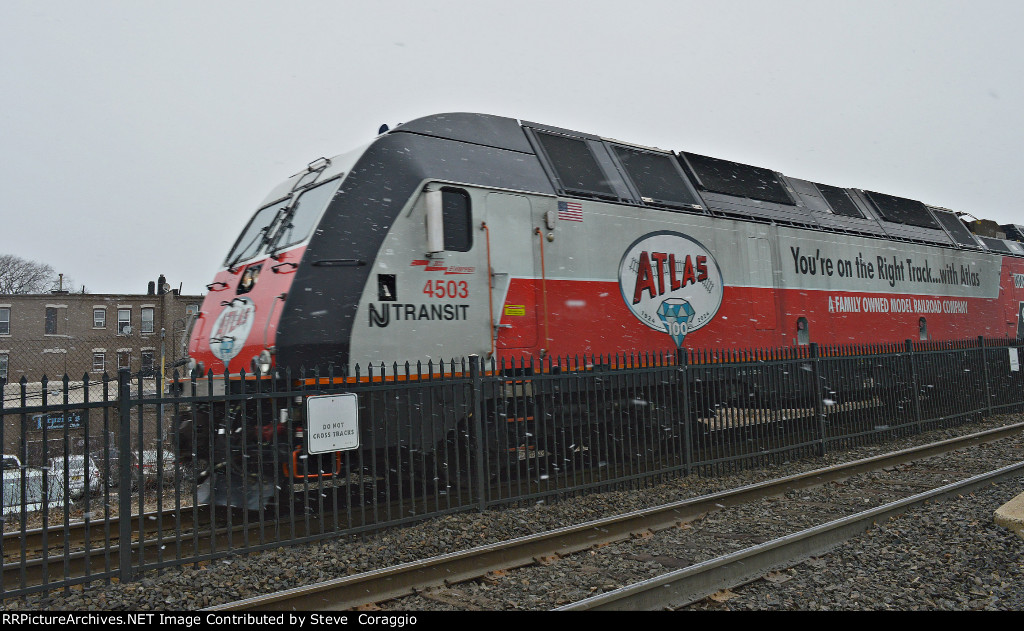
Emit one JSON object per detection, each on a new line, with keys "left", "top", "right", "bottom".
{"left": 2, "top": 337, "right": 1022, "bottom": 598}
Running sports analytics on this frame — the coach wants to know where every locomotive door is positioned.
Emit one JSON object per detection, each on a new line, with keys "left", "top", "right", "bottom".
{"left": 482, "top": 192, "right": 540, "bottom": 352}
{"left": 1004, "top": 264, "right": 1024, "bottom": 338}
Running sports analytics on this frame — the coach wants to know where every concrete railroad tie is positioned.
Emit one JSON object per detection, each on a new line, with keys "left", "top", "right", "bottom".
{"left": 994, "top": 491, "right": 1024, "bottom": 540}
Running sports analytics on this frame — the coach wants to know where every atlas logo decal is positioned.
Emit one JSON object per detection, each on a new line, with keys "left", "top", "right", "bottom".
{"left": 619, "top": 232, "right": 724, "bottom": 347}
{"left": 209, "top": 298, "right": 256, "bottom": 361}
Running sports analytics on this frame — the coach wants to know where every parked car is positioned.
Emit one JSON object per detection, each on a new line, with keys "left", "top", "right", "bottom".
{"left": 2, "top": 454, "right": 21, "bottom": 472}
{"left": 3, "top": 455, "right": 47, "bottom": 512}
{"left": 47, "top": 455, "right": 102, "bottom": 499}
{"left": 89, "top": 447, "right": 121, "bottom": 488}
{"left": 131, "top": 449, "right": 180, "bottom": 487}
{"left": 2, "top": 455, "right": 27, "bottom": 507}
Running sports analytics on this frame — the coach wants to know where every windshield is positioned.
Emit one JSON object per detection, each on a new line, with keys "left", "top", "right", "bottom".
{"left": 223, "top": 177, "right": 342, "bottom": 268}
{"left": 268, "top": 178, "right": 342, "bottom": 255}
{"left": 224, "top": 200, "right": 287, "bottom": 268}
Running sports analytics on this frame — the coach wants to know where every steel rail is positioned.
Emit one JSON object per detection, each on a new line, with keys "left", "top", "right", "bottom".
{"left": 2, "top": 505, "right": 208, "bottom": 558}
{"left": 4, "top": 484, "right": 467, "bottom": 593}
{"left": 206, "top": 421, "right": 1023, "bottom": 611}
{"left": 559, "top": 460, "right": 1024, "bottom": 610}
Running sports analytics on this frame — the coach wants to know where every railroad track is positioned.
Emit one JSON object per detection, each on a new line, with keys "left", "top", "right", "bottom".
{"left": 0, "top": 403, "right": 842, "bottom": 594}
{"left": 2, "top": 487, "right": 431, "bottom": 593}
{"left": 559, "top": 462, "right": 1023, "bottom": 610}
{"left": 207, "top": 421, "right": 1024, "bottom": 611}
{"left": 0, "top": 399, "right": 892, "bottom": 574}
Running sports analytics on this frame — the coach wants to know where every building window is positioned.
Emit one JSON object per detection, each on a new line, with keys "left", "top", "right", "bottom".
{"left": 118, "top": 309, "right": 131, "bottom": 334}
{"left": 92, "top": 352, "right": 105, "bottom": 372}
{"left": 0, "top": 353, "right": 8, "bottom": 380}
{"left": 141, "top": 351, "right": 155, "bottom": 377}
{"left": 0, "top": 308, "right": 9, "bottom": 335}
{"left": 118, "top": 351, "right": 131, "bottom": 371}
{"left": 94, "top": 309, "right": 106, "bottom": 329}
{"left": 45, "top": 307, "right": 58, "bottom": 334}
{"left": 141, "top": 307, "right": 155, "bottom": 334}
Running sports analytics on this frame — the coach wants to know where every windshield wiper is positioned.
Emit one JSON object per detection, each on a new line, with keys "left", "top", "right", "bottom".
{"left": 265, "top": 202, "right": 298, "bottom": 261}
{"left": 226, "top": 204, "right": 291, "bottom": 272}
{"left": 226, "top": 226, "right": 265, "bottom": 273}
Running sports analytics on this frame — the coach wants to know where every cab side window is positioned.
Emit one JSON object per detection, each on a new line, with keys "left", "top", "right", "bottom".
{"left": 442, "top": 188, "right": 472, "bottom": 252}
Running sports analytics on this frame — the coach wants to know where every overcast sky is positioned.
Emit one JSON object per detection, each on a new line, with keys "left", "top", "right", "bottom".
{"left": 2, "top": 0, "right": 1022, "bottom": 295}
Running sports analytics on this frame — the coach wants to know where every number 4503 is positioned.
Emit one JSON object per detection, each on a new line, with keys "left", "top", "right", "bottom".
{"left": 422, "top": 279, "right": 469, "bottom": 298}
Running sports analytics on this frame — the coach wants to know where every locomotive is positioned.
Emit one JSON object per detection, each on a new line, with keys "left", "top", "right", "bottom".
{"left": 180, "top": 113, "right": 1024, "bottom": 508}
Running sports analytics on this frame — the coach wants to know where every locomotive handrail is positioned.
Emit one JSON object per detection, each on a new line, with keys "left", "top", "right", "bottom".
{"left": 481, "top": 221, "right": 496, "bottom": 358}
{"left": 270, "top": 262, "right": 298, "bottom": 273}
{"left": 311, "top": 259, "right": 366, "bottom": 267}
{"left": 535, "top": 227, "right": 551, "bottom": 356}
{"left": 263, "top": 293, "right": 286, "bottom": 349}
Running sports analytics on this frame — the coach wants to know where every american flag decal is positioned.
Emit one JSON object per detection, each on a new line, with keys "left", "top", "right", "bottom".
{"left": 557, "top": 201, "right": 583, "bottom": 222}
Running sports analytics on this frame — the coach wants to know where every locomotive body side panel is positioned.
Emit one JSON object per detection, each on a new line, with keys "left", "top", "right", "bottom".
{"left": 190, "top": 112, "right": 1023, "bottom": 375}
{"left": 378, "top": 193, "right": 1013, "bottom": 361}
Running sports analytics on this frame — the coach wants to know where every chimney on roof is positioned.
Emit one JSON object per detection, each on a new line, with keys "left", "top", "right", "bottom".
{"left": 50, "top": 273, "right": 69, "bottom": 294}
{"left": 158, "top": 274, "right": 167, "bottom": 295}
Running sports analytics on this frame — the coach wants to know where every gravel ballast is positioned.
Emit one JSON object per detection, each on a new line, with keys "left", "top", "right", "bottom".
{"left": 2, "top": 414, "right": 1022, "bottom": 611}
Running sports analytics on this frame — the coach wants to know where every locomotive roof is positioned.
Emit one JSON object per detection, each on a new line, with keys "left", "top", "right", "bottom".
{"left": 294, "top": 112, "right": 1021, "bottom": 258}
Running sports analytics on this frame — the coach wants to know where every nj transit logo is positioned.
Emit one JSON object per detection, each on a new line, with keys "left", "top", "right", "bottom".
{"left": 618, "top": 232, "right": 724, "bottom": 347}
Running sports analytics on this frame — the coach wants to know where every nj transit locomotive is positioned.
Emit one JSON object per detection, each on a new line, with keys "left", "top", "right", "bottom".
{"left": 182, "top": 113, "right": 1024, "bottom": 507}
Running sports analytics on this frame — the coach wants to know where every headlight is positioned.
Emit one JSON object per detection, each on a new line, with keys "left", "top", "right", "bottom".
{"left": 252, "top": 350, "right": 272, "bottom": 375}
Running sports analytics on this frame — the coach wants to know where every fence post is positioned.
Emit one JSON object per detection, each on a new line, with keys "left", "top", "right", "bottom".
{"left": 809, "top": 343, "right": 826, "bottom": 456}
{"left": 906, "top": 340, "right": 923, "bottom": 433}
{"left": 117, "top": 368, "right": 134, "bottom": 583}
{"left": 676, "top": 348, "right": 692, "bottom": 476}
{"left": 978, "top": 336, "right": 993, "bottom": 417}
{"left": 468, "top": 355, "right": 486, "bottom": 512}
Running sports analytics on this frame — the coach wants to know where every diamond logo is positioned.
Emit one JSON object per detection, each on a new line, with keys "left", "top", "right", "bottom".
{"left": 657, "top": 298, "right": 696, "bottom": 347}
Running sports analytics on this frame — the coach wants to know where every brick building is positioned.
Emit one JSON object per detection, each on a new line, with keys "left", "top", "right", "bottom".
{"left": 0, "top": 275, "right": 202, "bottom": 383}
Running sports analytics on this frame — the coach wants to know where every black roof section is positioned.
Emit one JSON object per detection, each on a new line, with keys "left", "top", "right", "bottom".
{"left": 394, "top": 113, "right": 535, "bottom": 154}
{"left": 863, "top": 191, "right": 940, "bottom": 229}
{"left": 532, "top": 130, "right": 620, "bottom": 200}
{"left": 932, "top": 209, "right": 982, "bottom": 249}
{"left": 978, "top": 236, "right": 1013, "bottom": 254}
{"left": 1002, "top": 224, "right": 1024, "bottom": 242}
{"left": 678, "top": 152, "right": 794, "bottom": 206}
{"left": 609, "top": 144, "right": 703, "bottom": 210}
{"left": 390, "top": 114, "right": 1018, "bottom": 257}
{"left": 814, "top": 182, "right": 865, "bottom": 219}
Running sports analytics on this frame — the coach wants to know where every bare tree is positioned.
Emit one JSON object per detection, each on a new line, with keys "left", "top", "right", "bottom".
{"left": 0, "top": 254, "right": 57, "bottom": 294}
